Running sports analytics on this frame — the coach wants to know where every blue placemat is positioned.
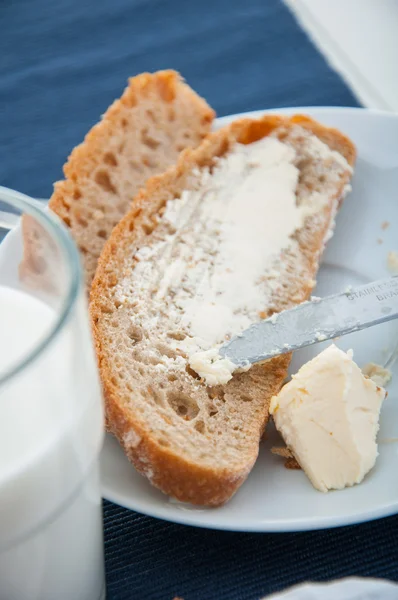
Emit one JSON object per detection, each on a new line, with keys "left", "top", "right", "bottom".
{"left": 104, "top": 502, "right": 398, "bottom": 600}
{"left": 1, "top": 0, "right": 359, "bottom": 200}
{"left": 4, "top": 2, "right": 393, "bottom": 600}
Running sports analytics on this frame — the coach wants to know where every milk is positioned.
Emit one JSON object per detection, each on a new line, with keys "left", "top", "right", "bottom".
{"left": 0, "top": 286, "right": 105, "bottom": 600}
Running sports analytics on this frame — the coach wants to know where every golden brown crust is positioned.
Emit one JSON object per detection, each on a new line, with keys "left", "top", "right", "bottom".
{"left": 91, "top": 114, "right": 356, "bottom": 506}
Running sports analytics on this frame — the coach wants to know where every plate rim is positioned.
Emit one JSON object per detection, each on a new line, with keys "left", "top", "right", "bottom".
{"left": 101, "top": 105, "right": 398, "bottom": 531}
{"left": 103, "top": 468, "right": 398, "bottom": 533}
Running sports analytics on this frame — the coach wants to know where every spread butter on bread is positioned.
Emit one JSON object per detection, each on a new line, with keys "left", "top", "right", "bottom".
{"left": 91, "top": 114, "right": 356, "bottom": 506}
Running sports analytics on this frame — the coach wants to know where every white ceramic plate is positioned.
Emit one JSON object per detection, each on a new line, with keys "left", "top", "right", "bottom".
{"left": 3, "top": 108, "right": 397, "bottom": 532}
{"left": 100, "top": 107, "right": 398, "bottom": 531}
{"left": 268, "top": 578, "right": 398, "bottom": 599}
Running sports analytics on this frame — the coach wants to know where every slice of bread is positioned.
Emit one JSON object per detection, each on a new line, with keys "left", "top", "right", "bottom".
{"left": 28, "top": 71, "right": 214, "bottom": 287}
{"left": 90, "top": 114, "right": 356, "bottom": 506}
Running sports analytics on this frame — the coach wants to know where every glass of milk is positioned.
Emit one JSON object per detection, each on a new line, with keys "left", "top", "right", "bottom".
{"left": 0, "top": 187, "right": 106, "bottom": 600}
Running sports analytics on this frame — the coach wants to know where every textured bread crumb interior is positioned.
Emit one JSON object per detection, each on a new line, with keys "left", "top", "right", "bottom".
{"left": 91, "top": 114, "right": 356, "bottom": 505}
{"left": 45, "top": 70, "right": 214, "bottom": 287}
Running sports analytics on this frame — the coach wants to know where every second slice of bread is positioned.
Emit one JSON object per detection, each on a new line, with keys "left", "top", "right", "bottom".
{"left": 91, "top": 114, "right": 356, "bottom": 506}
{"left": 45, "top": 70, "right": 214, "bottom": 286}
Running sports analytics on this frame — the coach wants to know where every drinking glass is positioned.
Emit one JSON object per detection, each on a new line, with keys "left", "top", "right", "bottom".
{"left": 0, "top": 187, "right": 106, "bottom": 600}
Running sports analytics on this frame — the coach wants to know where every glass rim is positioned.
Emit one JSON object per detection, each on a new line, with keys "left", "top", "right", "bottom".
{"left": 0, "top": 186, "right": 82, "bottom": 387}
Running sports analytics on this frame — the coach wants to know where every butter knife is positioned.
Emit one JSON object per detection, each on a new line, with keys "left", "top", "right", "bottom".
{"left": 219, "top": 277, "right": 398, "bottom": 367}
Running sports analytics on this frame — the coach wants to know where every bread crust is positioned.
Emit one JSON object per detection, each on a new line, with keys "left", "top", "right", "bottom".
{"left": 91, "top": 114, "right": 356, "bottom": 506}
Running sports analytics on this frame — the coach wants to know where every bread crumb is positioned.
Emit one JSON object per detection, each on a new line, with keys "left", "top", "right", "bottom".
{"left": 271, "top": 446, "right": 293, "bottom": 458}
{"left": 145, "top": 468, "right": 154, "bottom": 481}
{"left": 285, "top": 457, "right": 301, "bottom": 469}
{"left": 123, "top": 429, "right": 142, "bottom": 448}
{"left": 271, "top": 446, "right": 301, "bottom": 470}
{"left": 381, "top": 221, "right": 390, "bottom": 230}
{"left": 362, "top": 363, "right": 392, "bottom": 387}
{"left": 387, "top": 251, "right": 398, "bottom": 275}
{"left": 377, "top": 238, "right": 383, "bottom": 245}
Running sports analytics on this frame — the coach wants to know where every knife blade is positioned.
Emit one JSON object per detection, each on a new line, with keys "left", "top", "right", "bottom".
{"left": 219, "top": 276, "right": 398, "bottom": 367}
